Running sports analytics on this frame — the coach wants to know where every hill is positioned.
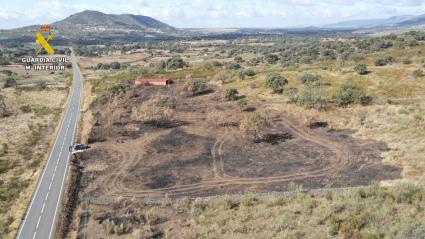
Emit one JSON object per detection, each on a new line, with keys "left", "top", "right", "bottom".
{"left": 325, "top": 14, "right": 425, "bottom": 29}
{"left": 0, "top": 10, "right": 178, "bottom": 45}
{"left": 53, "top": 10, "right": 175, "bottom": 33}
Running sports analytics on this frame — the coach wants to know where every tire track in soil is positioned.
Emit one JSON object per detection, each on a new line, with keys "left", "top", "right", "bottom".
{"left": 99, "top": 115, "right": 355, "bottom": 198}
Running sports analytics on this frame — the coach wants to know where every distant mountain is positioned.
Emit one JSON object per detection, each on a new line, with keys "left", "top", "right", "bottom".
{"left": 54, "top": 10, "right": 175, "bottom": 33}
{"left": 0, "top": 10, "right": 178, "bottom": 44}
{"left": 325, "top": 14, "right": 425, "bottom": 29}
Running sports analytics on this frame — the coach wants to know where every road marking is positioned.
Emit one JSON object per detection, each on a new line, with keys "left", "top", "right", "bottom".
{"left": 49, "top": 61, "right": 81, "bottom": 239}
{"left": 16, "top": 90, "right": 74, "bottom": 238}
{"left": 31, "top": 106, "right": 75, "bottom": 239}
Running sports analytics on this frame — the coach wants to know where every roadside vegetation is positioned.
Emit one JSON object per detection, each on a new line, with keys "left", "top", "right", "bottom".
{"left": 0, "top": 57, "right": 70, "bottom": 238}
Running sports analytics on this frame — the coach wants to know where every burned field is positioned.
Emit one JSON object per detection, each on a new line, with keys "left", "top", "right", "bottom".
{"left": 77, "top": 81, "right": 400, "bottom": 200}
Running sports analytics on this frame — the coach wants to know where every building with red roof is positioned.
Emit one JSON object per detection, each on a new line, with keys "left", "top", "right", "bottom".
{"left": 134, "top": 77, "right": 173, "bottom": 86}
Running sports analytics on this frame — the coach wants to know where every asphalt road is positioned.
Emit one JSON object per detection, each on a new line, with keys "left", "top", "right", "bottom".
{"left": 16, "top": 52, "right": 82, "bottom": 239}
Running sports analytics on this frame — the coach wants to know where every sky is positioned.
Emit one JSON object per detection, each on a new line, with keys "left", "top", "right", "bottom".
{"left": 1, "top": 0, "right": 425, "bottom": 29}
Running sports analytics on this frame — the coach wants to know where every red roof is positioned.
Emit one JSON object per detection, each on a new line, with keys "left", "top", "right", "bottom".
{"left": 135, "top": 78, "right": 171, "bottom": 83}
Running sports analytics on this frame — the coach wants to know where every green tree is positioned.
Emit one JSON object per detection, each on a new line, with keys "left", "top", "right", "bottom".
{"left": 265, "top": 73, "right": 288, "bottom": 93}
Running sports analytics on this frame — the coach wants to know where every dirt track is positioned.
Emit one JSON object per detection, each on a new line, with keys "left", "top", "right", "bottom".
{"left": 76, "top": 83, "right": 401, "bottom": 200}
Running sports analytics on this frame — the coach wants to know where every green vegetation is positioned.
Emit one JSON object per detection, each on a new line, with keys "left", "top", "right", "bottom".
{"left": 295, "top": 85, "right": 327, "bottom": 109}
{"left": 374, "top": 56, "right": 395, "bottom": 66}
{"left": 224, "top": 87, "right": 239, "bottom": 101}
{"left": 183, "top": 79, "right": 207, "bottom": 96}
{"left": 265, "top": 73, "right": 288, "bottom": 93}
{"left": 332, "top": 84, "right": 370, "bottom": 106}
{"left": 184, "top": 185, "right": 425, "bottom": 239}
{"left": 298, "top": 73, "right": 321, "bottom": 85}
{"left": 354, "top": 64, "right": 368, "bottom": 75}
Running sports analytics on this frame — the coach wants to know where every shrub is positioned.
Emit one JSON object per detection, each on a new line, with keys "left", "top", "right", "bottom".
{"left": 234, "top": 56, "right": 244, "bottom": 63}
{"left": 298, "top": 73, "right": 321, "bottom": 85}
{"left": 183, "top": 79, "right": 206, "bottom": 95}
{"left": 237, "top": 98, "right": 248, "bottom": 111}
{"left": 398, "top": 108, "right": 410, "bottom": 114}
{"left": 225, "top": 62, "right": 241, "bottom": 70}
{"left": 36, "top": 80, "right": 47, "bottom": 90}
{"left": 20, "top": 105, "right": 32, "bottom": 113}
{"left": 110, "top": 62, "right": 121, "bottom": 70}
{"left": 131, "top": 95, "right": 175, "bottom": 124}
{"left": 224, "top": 87, "right": 239, "bottom": 101}
{"left": 214, "top": 72, "right": 229, "bottom": 82}
{"left": 265, "top": 54, "right": 279, "bottom": 64}
{"left": 265, "top": 73, "right": 288, "bottom": 93}
{"left": 167, "top": 57, "right": 188, "bottom": 70}
{"left": 3, "top": 77, "right": 17, "bottom": 88}
{"left": 239, "top": 112, "right": 269, "bottom": 137}
{"left": 332, "top": 84, "right": 371, "bottom": 106}
{"left": 402, "top": 57, "right": 412, "bottom": 65}
{"left": 354, "top": 64, "right": 368, "bottom": 75}
{"left": 375, "top": 56, "right": 395, "bottom": 66}
{"left": 374, "top": 59, "right": 387, "bottom": 66}
{"left": 245, "top": 69, "right": 256, "bottom": 76}
{"left": 295, "top": 85, "right": 327, "bottom": 109}
{"left": 412, "top": 69, "right": 423, "bottom": 78}
{"left": 238, "top": 70, "right": 247, "bottom": 80}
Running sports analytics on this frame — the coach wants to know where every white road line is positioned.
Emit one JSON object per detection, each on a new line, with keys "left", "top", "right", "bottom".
{"left": 41, "top": 203, "right": 46, "bottom": 214}
{"left": 17, "top": 50, "right": 81, "bottom": 239}
{"left": 16, "top": 115, "right": 70, "bottom": 239}
{"left": 32, "top": 110, "right": 74, "bottom": 239}
{"left": 49, "top": 103, "right": 78, "bottom": 239}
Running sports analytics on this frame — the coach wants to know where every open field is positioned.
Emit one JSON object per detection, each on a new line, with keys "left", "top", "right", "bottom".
{"left": 78, "top": 82, "right": 399, "bottom": 200}
{"left": 0, "top": 59, "right": 70, "bottom": 238}
{"left": 64, "top": 31, "right": 425, "bottom": 238}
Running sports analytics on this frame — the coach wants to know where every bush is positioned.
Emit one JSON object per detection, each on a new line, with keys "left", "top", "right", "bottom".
{"left": 239, "top": 112, "right": 269, "bottom": 137}
{"left": 225, "top": 62, "right": 241, "bottom": 70}
{"left": 20, "top": 105, "right": 32, "bottom": 113}
{"left": 245, "top": 69, "right": 256, "bottom": 76}
{"left": 224, "top": 87, "right": 239, "bottom": 101}
{"left": 36, "top": 80, "right": 47, "bottom": 90}
{"left": 238, "top": 70, "right": 247, "bottom": 80}
{"left": 214, "top": 72, "right": 229, "bottom": 82}
{"left": 265, "top": 73, "right": 288, "bottom": 93}
{"left": 3, "top": 77, "right": 17, "bottom": 88}
{"left": 374, "top": 59, "right": 387, "bottom": 66}
{"left": 354, "top": 64, "right": 368, "bottom": 75}
{"left": 237, "top": 98, "right": 248, "bottom": 111}
{"left": 295, "top": 85, "right": 327, "bottom": 109}
{"left": 110, "top": 62, "right": 121, "bottom": 70}
{"left": 412, "top": 69, "right": 423, "bottom": 78}
{"left": 265, "top": 54, "right": 279, "bottom": 64}
{"left": 183, "top": 79, "right": 206, "bottom": 95}
{"left": 402, "top": 57, "right": 412, "bottom": 65}
{"left": 159, "top": 57, "right": 188, "bottom": 71}
{"left": 131, "top": 95, "right": 175, "bottom": 125}
{"left": 375, "top": 56, "right": 395, "bottom": 66}
{"left": 332, "top": 84, "right": 371, "bottom": 106}
{"left": 298, "top": 73, "right": 321, "bottom": 85}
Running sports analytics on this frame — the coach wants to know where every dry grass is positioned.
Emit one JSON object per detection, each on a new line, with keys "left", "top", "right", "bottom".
{"left": 0, "top": 67, "right": 69, "bottom": 238}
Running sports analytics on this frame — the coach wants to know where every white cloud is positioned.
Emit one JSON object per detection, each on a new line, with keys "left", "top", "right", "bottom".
{"left": 1, "top": 0, "right": 425, "bottom": 29}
